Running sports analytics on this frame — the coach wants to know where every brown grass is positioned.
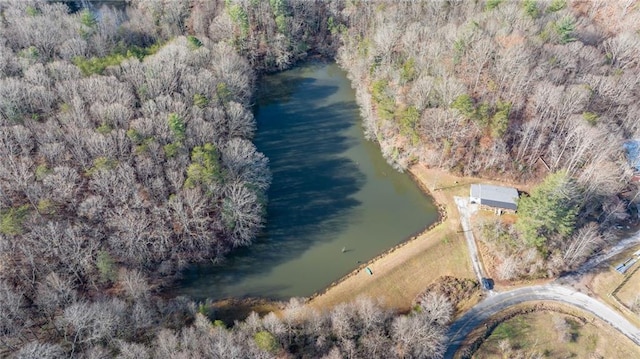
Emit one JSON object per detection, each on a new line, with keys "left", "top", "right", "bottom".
{"left": 588, "top": 247, "right": 640, "bottom": 328}
{"left": 472, "top": 307, "right": 640, "bottom": 359}
{"left": 308, "top": 164, "right": 521, "bottom": 313}
{"left": 617, "top": 264, "right": 640, "bottom": 309}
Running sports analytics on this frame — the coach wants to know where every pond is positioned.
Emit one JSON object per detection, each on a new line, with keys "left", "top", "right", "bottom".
{"left": 174, "top": 62, "right": 439, "bottom": 300}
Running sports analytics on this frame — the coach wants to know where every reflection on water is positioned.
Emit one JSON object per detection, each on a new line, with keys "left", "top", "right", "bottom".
{"left": 174, "top": 62, "right": 438, "bottom": 300}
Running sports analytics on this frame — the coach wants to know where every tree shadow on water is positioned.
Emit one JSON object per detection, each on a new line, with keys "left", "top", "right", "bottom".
{"left": 176, "top": 71, "right": 367, "bottom": 300}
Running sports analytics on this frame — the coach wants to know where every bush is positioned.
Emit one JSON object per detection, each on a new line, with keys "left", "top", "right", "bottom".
{"left": 555, "top": 16, "right": 576, "bottom": 44}
{"left": 163, "top": 142, "right": 181, "bottom": 158}
{"left": 522, "top": 0, "right": 539, "bottom": 18}
{"left": 485, "top": 0, "right": 503, "bottom": 11}
{"left": 187, "top": 36, "right": 203, "bottom": 49}
{"left": 451, "top": 94, "right": 475, "bottom": 119}
{"left": 193, "top": 93, "right": 209, "bottom": 108}
{"left": 582, "top": 112, "right": 599, "bottom": 126}
{"left": 0, "top": 205, "right": 30, "bottom": 236}
{"left": 254, "top": 331, "right": 279, "bottom": 353}
{"left": 168, "top": 113, "right": 186, "bottom": 141}
{"left": 85, "top": 157, "right": 118, "bottom": 176}
{"left": 185, "top": 143, "right": 223, "bottom": 190}
{"left": 547, "top": 0, "right": 566, "bottom": 13}
{"left": 96, "top": 250, "right": 117, "bottom": 283}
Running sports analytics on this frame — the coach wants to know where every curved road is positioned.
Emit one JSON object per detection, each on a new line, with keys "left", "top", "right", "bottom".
{"left": 444, "top": 284, "right": 640, "bottom": 358}
{"left": 448, "top": 196, "right": 640, "bottom": 358}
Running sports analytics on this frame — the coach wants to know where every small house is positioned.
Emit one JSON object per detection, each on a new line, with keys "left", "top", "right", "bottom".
{"left": 470, "top": 184, "right": 518, "bottom": 213}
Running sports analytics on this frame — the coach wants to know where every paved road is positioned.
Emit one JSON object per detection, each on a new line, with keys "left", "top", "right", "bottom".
{"left": 447, "top": 197, "right": 640, "bottom": 358}
{"left": 454, "top": 196, "right": 485, "bottom": 284}
{"left": 444, "top": 284, "right": 640, "bottom": 358}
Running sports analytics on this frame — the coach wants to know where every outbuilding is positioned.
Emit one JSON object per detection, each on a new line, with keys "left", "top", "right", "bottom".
{"left": 469, "top": 184, "right": 518, "bottom": 213}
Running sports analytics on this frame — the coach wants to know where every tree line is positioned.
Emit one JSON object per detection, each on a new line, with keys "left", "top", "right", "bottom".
{"left": 0, "top": 0, "right": 453, "bottom": 357}
{"left": 3, "top": 0, "right": 639, "bottom": 357}
{"left": 333, "top": 0, "right": 640, "bottom": 279}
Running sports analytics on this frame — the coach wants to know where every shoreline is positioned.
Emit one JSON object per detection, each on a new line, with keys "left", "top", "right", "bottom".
{"left": 307, "top": 163, "right": 477, "bottom": 312}
{"left": 304, "top": 165, "right": 448, "bottom": 304}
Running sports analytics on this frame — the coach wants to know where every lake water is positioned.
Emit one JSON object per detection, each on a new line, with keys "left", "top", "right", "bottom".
{"left": 174, "top": 62, "right": 439, "bottom": 300}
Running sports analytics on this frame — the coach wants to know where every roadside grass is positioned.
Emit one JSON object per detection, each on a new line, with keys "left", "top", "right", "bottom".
{"left": 590, "top": 246, "right": 640, "bottom": 327}
{"left": 308, "top": 165, "right": 478, "bottom": 313}
{"left": 616, "top": 263, "right": 640, "bottom": 311}
{"left": 471, "top": 307, "right": 640, "bottom": 359}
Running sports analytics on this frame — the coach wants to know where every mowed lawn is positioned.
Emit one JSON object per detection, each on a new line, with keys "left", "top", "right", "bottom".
{"left": 309, "top": 165, "right": 481, "bottom": 313}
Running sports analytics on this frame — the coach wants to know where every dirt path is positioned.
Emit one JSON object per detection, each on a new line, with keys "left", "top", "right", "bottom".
{"left": 454, "top": 196, "right": 486, "bottom": 284}
{"left": 307, "top": 164, "right": 528, "bottom": 312}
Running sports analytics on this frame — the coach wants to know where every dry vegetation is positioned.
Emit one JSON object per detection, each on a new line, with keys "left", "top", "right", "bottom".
{"left": 616, "top": 264, "right": 640, "bottom": 313}
{"left": 473, "top": 309, "right": 640, "bottom": 359}
{"left": 335, "top": 0, "right": 640, "bottom": 284}
{"left": 2, "top": 0, "right": 640, "bottom": 358}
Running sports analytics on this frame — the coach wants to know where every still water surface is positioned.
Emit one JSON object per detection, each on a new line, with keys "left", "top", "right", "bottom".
{"left": 175, "top": 62, "right": 438, "bottom": 300}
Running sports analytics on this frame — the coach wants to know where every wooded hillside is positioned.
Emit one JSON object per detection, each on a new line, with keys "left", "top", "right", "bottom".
{"left": 334, "top": 0, "right": 640, "bottom": 277}
{"left": 1, "top": 0, "right": 639, "bottom": 357}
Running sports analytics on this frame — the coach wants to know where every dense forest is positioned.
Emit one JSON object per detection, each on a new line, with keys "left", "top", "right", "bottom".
{"left": 334, "top": 0, "right": 640, "bottom": 279}
{"left": 1, "top": 0, "right": 639, "bottom": 357}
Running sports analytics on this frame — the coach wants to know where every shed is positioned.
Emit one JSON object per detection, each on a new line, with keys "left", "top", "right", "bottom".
{"left": 470, "top": 184, "right": 518, "bottom": 212}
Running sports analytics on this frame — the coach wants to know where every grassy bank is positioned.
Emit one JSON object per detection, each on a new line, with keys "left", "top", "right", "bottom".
{"left": 467, "top": 304, "right": 640, "bottom": 359}
{"left": 308, "top": 164, "right": 480, "bottom": 313}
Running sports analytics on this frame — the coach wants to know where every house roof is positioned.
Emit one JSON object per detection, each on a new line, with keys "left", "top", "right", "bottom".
{"left": 470, "top": 184, "right": 518, "bottom": 210}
